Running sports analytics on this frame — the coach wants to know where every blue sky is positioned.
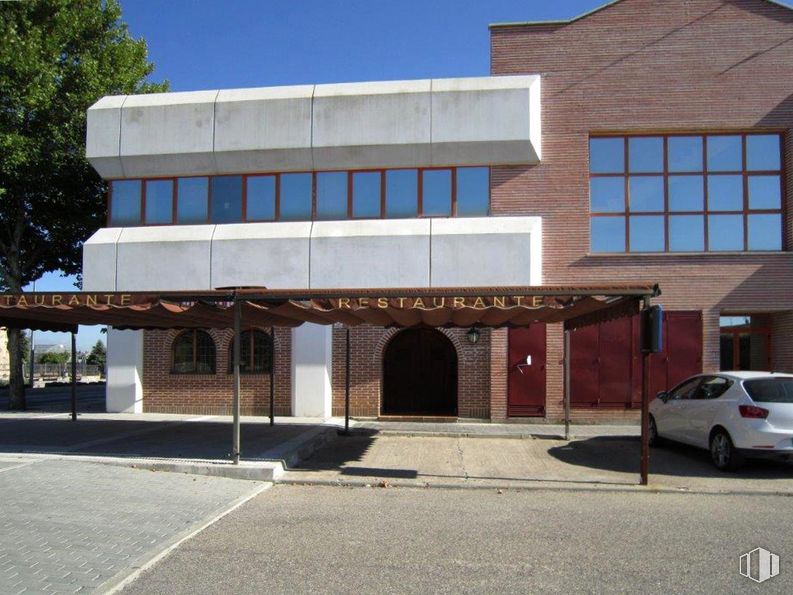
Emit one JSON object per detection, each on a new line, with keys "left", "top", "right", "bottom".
{"left": 35, "top": 0, "right": 793, "bottom": 349}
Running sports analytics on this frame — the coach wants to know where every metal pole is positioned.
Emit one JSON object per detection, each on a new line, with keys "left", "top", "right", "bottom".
{"left": 269, "top": 326, "right": 275, "bottom": 427}
{"left": 563, "top": 328, "right": 571, "bottom": 441}
{"left": 344, "top": 327, "right": 351, "bottom": 435}
{"left": 640, "top": 296, "right": 651, "bottom": 486}
{"left": 70, "top": 332, "right": 77, "bottom": 422}
{"left": 232, "top": 300, "right": 242, "bottom": 465}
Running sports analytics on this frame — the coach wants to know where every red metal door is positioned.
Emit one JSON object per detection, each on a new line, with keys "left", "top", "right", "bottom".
{"left": 507, "top": 325, "right": 546, "bottom": 416}
{"left": 571, "top": 325, "right": 599, "bottom": 407}
{"left": 598, "top": 317, "right": 633, "bottom": 406}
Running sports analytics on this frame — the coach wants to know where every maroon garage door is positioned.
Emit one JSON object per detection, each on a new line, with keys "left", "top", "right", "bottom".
{"left": 571, "top": 311, "right": 703, "bottom": 408}
{"left": 507, "top": 324, "right": 547, "bottom": 417}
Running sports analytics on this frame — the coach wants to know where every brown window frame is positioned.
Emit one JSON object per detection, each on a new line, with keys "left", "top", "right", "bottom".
{"left": 589, "top": 133, "right": 785, "bottom": 253}
{"left": 227, "top": 329, "right": 274, "bottom": 375}
{"left": 171, "top": 329, "right": 216, "bottom": 375}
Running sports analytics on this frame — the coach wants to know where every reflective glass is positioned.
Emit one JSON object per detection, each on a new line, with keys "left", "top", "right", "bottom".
{"left": 746, "top": 135, "right": 781, "bottom": 171}
{"left": 110, "top": 180, "right": 141, "bottom": 226}
{"left": 422, "top": 169, "right": 452, "bottom": 216}
{"left": 385, "top": 169, "right": 418, "bottom": 218}
{"left": 748, "top": 176, "right": 781, "bottom": 210}
{"left": 669, "top": 175, "right": 704, "bottom": 211}
{"left": 352, "top": 171, "right": 381, "bottom": 218}
{"left": 629, "top": 176, "right": 664, "bottom": 212}
{"left": 316, "top": 172, "right": 347, "bottom": 220}
{"left": 707, "top": 135, "right": 742, "bottom": 171}
{"left": 748, "top": 214, "right": 782, "bottom": 251}
{"left": 590, "top": 177, "right": 624, "bottom": 213}
{"left": 591, "top": 217, "right": 625, "bottom": 253}
{"left": 176, "top": 177, "right": 208, "bottom": 224}
{"left": 145, "top": 179, "right": 173, "bottom": 224}
{"left": 210, "top": 176, "right": 243, "bottom": 223}
{"left": 669, "top": 215, "right": 704, "bottom": 251}
{"left": 707, "top": 175, "right": 743, "bottom": 211}
{"left": 279, "top": 173, "right": 312, "bottom": 220}
{"left": 708, "top": 215, "right": 743, "bottom": 251}
{"left": 628, "top": 137, "right": 663, "bottom": 173}
{"left": 456, "top": 167, "right": 489, "bottom": 216}
{"left": 246, "top": 175, "right": 276, "bottom": 221}
{"left": 590, "top": 138, "right": 624, "bottom": 173}
{"left": 668, "top": 136, "right": 703, "bottom": 172}
{"left": 629, "top": 216, "right": 664, "bottom": 252}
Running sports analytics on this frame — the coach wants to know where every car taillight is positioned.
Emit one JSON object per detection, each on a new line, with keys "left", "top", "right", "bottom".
{"left": 739, "top": 405, "right": 769, "bottom": 419}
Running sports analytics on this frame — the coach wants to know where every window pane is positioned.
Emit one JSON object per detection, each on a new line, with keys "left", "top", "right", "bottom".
{"left": 669, "top": 215, "right": 704, "bottom": 251}
{"left": 385, "top": 169, "right": 418, "bottom": 218}
{"left": 746, "top": 134, "right": 781, "bottom": 171}
{"left": 176, "top": 177, "right": 208, "bottom": 224}
{"left": 628, "top": 137, "right": 663, "bottom": 173}
{"left": 352, "top": 171, "right": 381, "bottom": 218}
{"left": 708, "top": 215, "right": 743, "bottom": 251}
{"left": 669, "top": 175, "right": 704, "bottom": 211}
{"left": 590, "top": 177, "right": 624, "bottom": 213}
{"left": 280, "top": 173, "right": 312, "bottom": 220}
{"left": 748, "top": 175, "right": 781, "bottom": 210}
{"left": 210, "top": 176, "right": 243, "bottom": 223}
{"left": 707, "top": 175, "right": 743, "bottom": 211}
{"left": 590, "top": 138, "right": 624, "bottom": 173}
{"left": 145, "top": 179, "right": 173, "bottom": 224}
{"left": 247, "top": 175, "right": 276, "bottom": 221}
{"left": 629, "top": 216, "right": 664, "bottom": 252}
{"left": 422, "top": 169, "right": 451, "bottom": 216}
{"left": 591, "top": 216, "right": 625, "bottom": 253}
{"left": 110, "top": 180, "right": 141, "bottom": 226}
{"left": 456, "top": 167, "right": 489, "bottom": 216}
{"left": 748, "top": 214, "right": 782, "bottom": 250}
{"left": 668, "top": 136, "right": 703, "bottom": 172}
{"left": 629, "top": 176, "right": 664, "bottom": 212}
{"left": 707, "top": 135, "right": 742, "bottom": 171}
{"left": 316, "top": 172, "right": 347, "bottom": 220}
{"left": 194, "top": 331, "right": 216, "bottom": 374}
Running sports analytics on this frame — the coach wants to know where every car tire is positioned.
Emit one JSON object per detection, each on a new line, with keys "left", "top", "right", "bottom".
{"left": 649, "top": 415, "right": 663, "bottom": 447}
{"left": 710, "top": 429, "right": 744, "bottom": 471}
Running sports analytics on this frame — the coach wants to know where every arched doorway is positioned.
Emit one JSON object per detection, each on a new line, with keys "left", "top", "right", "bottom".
{"left": 382, "top": 329, "right": 458, "bottom": 416}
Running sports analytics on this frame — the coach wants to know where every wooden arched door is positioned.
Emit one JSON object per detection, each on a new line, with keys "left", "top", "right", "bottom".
{"left": 382, "top": 329, "right": 457, "bottom": 416}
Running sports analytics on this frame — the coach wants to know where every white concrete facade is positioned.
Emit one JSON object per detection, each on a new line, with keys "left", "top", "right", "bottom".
{"left": 86, "top": 75, "right": 541, "bottom": 178}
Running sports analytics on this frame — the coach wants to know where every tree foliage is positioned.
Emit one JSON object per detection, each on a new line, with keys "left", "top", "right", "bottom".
{"left": 0, "top": 0, "right": 167, "bottom": 408}
{"left": 87, "top": 339, "right": 106, "bottom": 374}
{"left": 38, "top": 351, "right": 69, "bottom": 365}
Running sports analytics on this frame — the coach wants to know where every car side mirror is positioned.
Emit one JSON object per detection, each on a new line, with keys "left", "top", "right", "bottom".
{"left": 655, "top": 391, "right": 669, "bottom": 403}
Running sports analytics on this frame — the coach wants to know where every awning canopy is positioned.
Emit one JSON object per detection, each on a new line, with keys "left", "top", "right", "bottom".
{"left": 0, "top": 284, "right": 660, "bottom": 333}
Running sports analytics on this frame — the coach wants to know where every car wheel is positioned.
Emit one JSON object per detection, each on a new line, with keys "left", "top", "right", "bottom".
{"left": 710, "top": 429, "right": 744, "bottom": 471}
{"left": 649, "top": 415, "right": 662, "bottom": 447}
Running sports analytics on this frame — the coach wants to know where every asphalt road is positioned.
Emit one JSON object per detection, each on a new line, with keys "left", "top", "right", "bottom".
{"left": 124, "top": 485, "right": 793, "bottom": 594}
{"left": 0, "top": 384, "right": 105, "bottom": 412}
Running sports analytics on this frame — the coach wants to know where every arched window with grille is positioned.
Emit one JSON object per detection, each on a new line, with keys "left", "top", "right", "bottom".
{"left": 228, "top": 329, "right": 273, "bottom": 374}
{"left": 172, "top": 330, "right": 216, "bottom": 374}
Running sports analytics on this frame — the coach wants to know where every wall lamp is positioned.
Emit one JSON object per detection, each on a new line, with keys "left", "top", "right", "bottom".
{"left": 466, "top": 327, "right": 480, "bottom": 345}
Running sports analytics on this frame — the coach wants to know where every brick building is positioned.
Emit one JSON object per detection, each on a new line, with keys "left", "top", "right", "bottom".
{"left": 83, "top": 0, "right": 793, "bottom": 422}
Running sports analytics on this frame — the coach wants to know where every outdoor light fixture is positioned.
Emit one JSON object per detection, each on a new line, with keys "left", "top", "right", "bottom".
{"left": 466, "top": 327, "right": 480, "bottom": 344}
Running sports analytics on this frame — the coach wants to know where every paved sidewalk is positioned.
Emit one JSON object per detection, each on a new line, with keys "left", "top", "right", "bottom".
{"left": 0, "top": 457, "right": 265, "bottom": 594}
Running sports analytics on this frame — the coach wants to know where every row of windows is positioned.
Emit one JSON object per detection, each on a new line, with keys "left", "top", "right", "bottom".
{"left": 589, "top": 133, "right": 784, "bottom": 253}
{"left": 173, "top": 329, "right": 273, "bottom": 375}
{"left": 109, "top": 167, "right": 490, "bottom": 227}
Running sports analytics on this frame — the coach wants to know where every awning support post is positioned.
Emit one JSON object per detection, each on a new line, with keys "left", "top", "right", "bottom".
{"left": 640, "top": 295, "right": 651, "bottom": 486}
{"left": 563, "top": 328, "right": 571, "bottom": 441}
{"left": 70, "top": 331, "right": 77, "bottom": 422}
{"left": 340, "top": 326, "right": 351, "bottom": 436}
{"left": 232, "top": 300, "right": 242, "bottom": 465}
{"left": 269, "top": 326, "right": 275, "bottom": 427}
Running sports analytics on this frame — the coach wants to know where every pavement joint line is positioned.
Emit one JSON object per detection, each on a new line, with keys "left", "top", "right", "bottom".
{"left": 0, "top": 461, "right": 42, "bottom": 474}
{"left": 102, "top": 481, "right": 272, "bottom": 595}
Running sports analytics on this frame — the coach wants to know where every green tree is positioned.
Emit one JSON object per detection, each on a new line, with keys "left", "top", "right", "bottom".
{"left": 0, "top": 0, "right": 167, "bottom": 409}
{"left": 86, "top": 339, "right": 106, "bottom": 375}
{"left": 38, "top": 351, "right": 69, "bottom": 365}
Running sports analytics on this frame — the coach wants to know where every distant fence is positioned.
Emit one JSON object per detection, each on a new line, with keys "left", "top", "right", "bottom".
{"left": 0, "top": 363, "right": 104, "bottom": 383}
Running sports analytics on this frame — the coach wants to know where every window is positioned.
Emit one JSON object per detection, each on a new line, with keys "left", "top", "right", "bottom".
{"left": 385, "top": 169, "right": 418, "bottom": 218}
{"left": 247, "top": 175, "right": 276, "bottom": 221}
{"left": 590, "top": 134, "right": 783, "bottom": 253}
{"left": 422, "top": 169, "right": 452, "bottom": 216}
{"left": 110, "top": 180, "right": 141, "bottom": 226}
{"left": 316, "top": 172, "right": 348, "bottom": 220}
{"left": 280, "top": 173, "right": 312, "bottom": 220}
{"left": 456, "top": 167, "right": 489, "bottom": 216}
{"left": 172, "top": 330, "right": 216, "bottom": 374}
{"left": 144, "top": 179, "right": 174, "bottom": 225}
{"left": 693, "top": 376, "right": 732, "bottom": 400}
{"left": 228, "top": 329, "right": 273, "bottom": 374}
{"left": 352, "top": 171, "right": 382, "bottom": 218}
{"left": 177, "top": 177, "right": 208, "bottom": 224}
{"left": 210, "top": 176, "right": 243, "bottom": 223}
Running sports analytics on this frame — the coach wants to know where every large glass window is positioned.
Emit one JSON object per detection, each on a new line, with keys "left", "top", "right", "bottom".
{"left": 210, "top": 176, "right": 242, "bottom": 223}
{"left": 228, "top": 329, "right": 273, "bottom": 374}
{"left": 110, "top": 180, "right": 141, "bottom": 226}
{"left": 172, "top": 330, "right": 216, "bottom": 374}
{"left": 280, "top": 173, "right": 312, "bottom": 220}
{"left": 385, "top": 169, "right": 418, "bottom": 218}
{"left": 145, "top": 179, "right": 173, "bottom": 225}
{"left": 590, "top": 134, "right": 783, "bottom": 253}
{"left": 246, "top": 175, "right": 276, "bottom": 221}
{"left": 352, "top": 171, "right": 381, "bottom": 218}
{"left": 316, "top": 172, "right": 348, "bottom": 220}
{"left": 422, "top": 169, "right": 452, "bottom": 216}
{"left": 176, "top": 177, "right": 208, "bottom": 224}
{"left": 456, "top": 167, "right": 489, "bottom": 216}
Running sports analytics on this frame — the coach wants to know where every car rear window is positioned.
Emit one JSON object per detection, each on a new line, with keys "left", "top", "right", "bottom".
{"left": 744, "top": 378, "right": 793, "bottom": 403}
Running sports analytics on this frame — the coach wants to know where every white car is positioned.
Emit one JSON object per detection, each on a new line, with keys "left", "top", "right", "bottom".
{"left": 649, "top": 371, "right": 793, "bottom": 471}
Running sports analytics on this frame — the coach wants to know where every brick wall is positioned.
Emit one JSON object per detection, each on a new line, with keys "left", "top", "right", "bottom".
{"left": 489, "top": 0, "right": 793, "bottom": 419}
{"left": 331, "top": 325, "right": 491, "bottom": 419}
{"left": 142, "top": 327, "right": 292, "bottom": 416}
